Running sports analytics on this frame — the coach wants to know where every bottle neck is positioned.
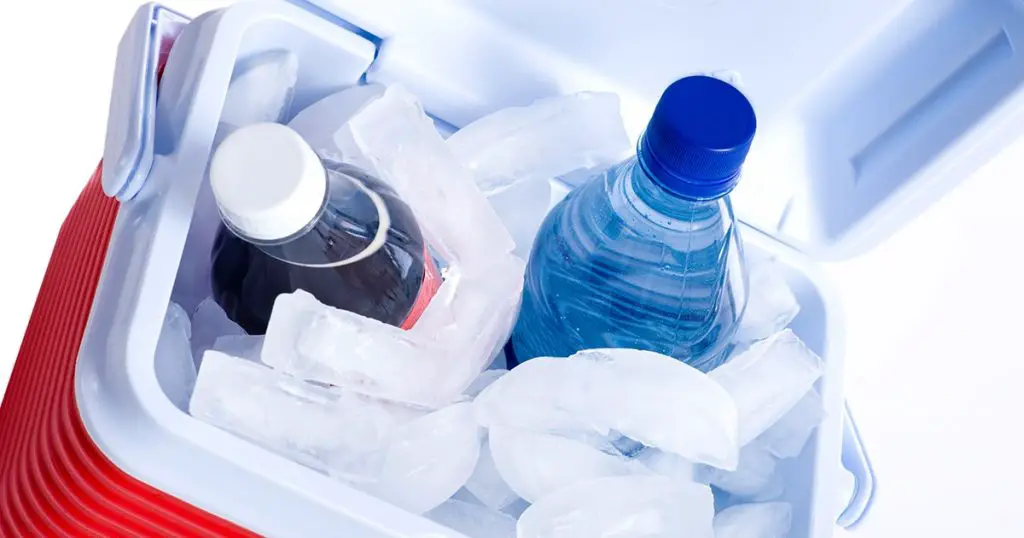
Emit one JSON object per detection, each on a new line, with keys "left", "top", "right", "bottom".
{"left": 629, "top": 154, "right": 730, "bottom": 221}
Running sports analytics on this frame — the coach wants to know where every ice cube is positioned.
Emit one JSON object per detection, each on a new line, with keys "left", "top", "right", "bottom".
{"left": 218, "top": 50, "right": 298, "bottom": 137}
{"left": 408, "top": 260, "right": 525, "bottom": 388}
{"left": 288, "top": 85, "right": 527, "bottom": 403}
{"left": 338, "top": 84, "right": 516, "bottom": 265}
{"left": 464, "top": 369, "right": 508, "bottom": 399}
{"left": 190, "top": 297, "right": 246, "bottom": 367}
{"left": 262, "top": 290, "right": 447, "bottom": 406}
{"left": 733, "top": 261, "right": 800, "bottom": 345}
{"left": 697, "top": 443, "right": 778, "bottom": 498}
{"left": 474, "top": 358, "right": 600, "bottom": 436}
{"left": 446, "top": 92, "right": 628, "bottom": 259}
{"left": 517, "top": 475, "right": 714, "bottom": 538}
{"left": 710, "top": 330, "right": 824, "bottom": 445}
{"left": 487, "top": 426, "right": 640, "bottom": 504}
{"left": 287, "top": 83, "right": 385, "bottom": 171}
{"left": 756, "top": 388, "right": 825, "bottom": 459}
{"left": 575, "top": 349, "right": 739, "bottom": 469}
{"left": 464, "top": 437, "right": 519, "bottom": 510}
{"left": 427, "top": 498, "right": 517, "bottom": 538}
{"left": 484, "top": 177, "right": 552, "bottom": 259}
{"left": 446, "top": 92, "right": 630, "bottom": 194}
{"left": 475, "top": 350, "right": 740, "bottom": 469}
{"left": 212, "top": 334, "right": 264, "bottom": 363}
{"left": 356, "top": 402, "right": 482, "bottom": 514}
{"left": 155, "top": 302, "right": 197, "bottom": 411}
{"left": 190, "top": 351, "right": 401, "bottom": 472}
{"left": 713, "top": 502, "right": 792, "bottom": 538}
{"left": 265, "top": 277, "right": 521, "bottom": 406}
{"left": 636, "top": 448, "right": 697, "bottom": 484}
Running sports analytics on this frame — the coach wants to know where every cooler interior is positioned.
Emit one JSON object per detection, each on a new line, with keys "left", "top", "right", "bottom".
{"left": 164, "top": 180, "right": 843, "bottom": 538}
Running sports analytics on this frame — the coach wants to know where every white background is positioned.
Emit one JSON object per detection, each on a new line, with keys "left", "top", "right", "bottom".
{"left": 1, "top": 1, "right": 1023, "bottom": 536}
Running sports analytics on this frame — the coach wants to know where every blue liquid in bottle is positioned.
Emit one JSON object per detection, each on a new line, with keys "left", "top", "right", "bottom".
{"left": 511, "top": 76, "right": 756, "bottom": 371}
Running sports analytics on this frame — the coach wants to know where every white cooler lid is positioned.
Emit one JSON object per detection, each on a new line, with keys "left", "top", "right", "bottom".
{"left": 295, "top": 0, "right": 1024, "bottom": 260}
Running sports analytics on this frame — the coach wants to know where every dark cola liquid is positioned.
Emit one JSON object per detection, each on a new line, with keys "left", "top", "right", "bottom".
{"left": 211, "top": 161, "right": 432, "bottom": 335}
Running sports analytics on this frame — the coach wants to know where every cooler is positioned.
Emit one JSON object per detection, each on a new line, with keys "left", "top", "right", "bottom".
{"left": 5, "top": 0, "right": 1024, "bottom": 535}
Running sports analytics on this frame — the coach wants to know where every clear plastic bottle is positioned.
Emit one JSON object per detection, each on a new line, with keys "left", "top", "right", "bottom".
{"left": 511, "top": 76, "right": 755, "bottom": 371}
{"left": 208, "top": 122, "right": 440, "bottom": 335}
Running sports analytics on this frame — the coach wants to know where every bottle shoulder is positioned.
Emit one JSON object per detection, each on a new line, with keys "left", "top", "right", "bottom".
{"left": 552, "top": 157, "right": 737, "bottom": 246}
{"left": 519, "top": 156, "right": 749, "bottom": 367}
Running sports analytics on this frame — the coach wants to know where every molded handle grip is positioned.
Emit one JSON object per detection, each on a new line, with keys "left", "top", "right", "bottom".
{"left": 838, "top": 403, "right": 876, "bottom": 528}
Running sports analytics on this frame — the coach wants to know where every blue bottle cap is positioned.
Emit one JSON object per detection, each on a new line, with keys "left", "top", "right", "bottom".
{"left": 639, "top": 76, "right": 757, "bottom": 199}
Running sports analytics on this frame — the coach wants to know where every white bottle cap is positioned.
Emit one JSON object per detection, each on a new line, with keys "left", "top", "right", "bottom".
{"left": 210, "top": 123, "right": 327, "bottom": 242}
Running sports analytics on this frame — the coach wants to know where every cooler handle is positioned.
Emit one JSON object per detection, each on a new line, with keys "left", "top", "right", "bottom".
{"left": 838, "top": 403, "right": 876, "bottom": 528}
{"left": 101, "top": 3, "right": 189, "bottom": 201}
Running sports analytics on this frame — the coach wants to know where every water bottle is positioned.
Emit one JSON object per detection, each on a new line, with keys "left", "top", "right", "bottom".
{"left": 208, "top": 122, "right": 441, "bottom": 335}
{"left": 511, "top": 76, "right": 755, "bottom": 371}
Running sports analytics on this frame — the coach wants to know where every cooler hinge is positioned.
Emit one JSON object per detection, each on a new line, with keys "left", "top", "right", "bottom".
{"left": 291, "top": 0, "right": 647, "bottom": 134}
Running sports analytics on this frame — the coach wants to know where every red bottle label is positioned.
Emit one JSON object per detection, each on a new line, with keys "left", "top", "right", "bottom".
{"left": 399, "top": 250, "right": 443, "bottom": 330}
